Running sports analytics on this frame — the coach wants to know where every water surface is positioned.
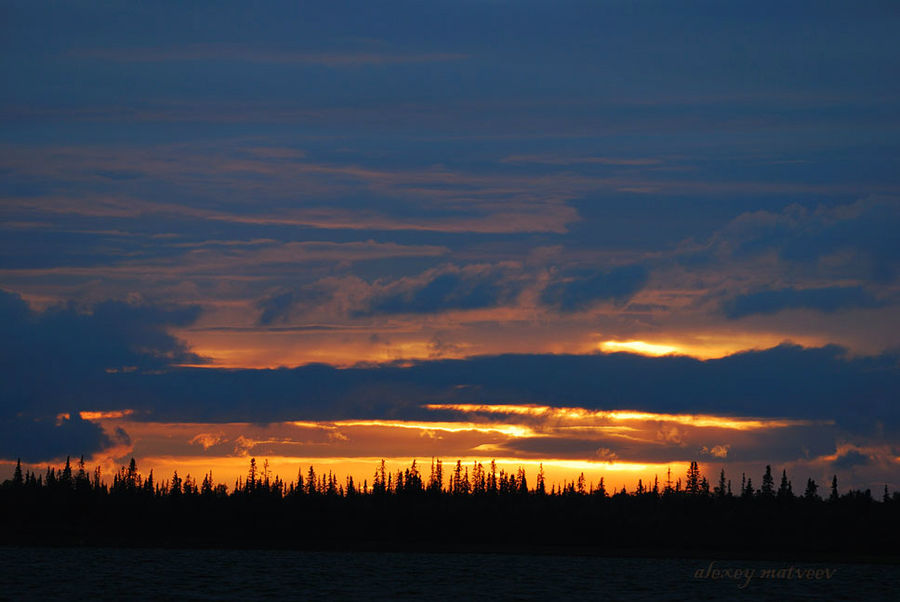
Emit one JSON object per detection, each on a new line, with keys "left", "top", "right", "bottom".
{"left": 1, "top": 547, "right": 896, "bottom": 600}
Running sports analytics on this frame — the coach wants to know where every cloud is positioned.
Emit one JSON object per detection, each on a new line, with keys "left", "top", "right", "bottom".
{"left": 722, "top": 286, "right": 884, "bottom": 319}
{"left": 359, "top": 265, "right": 525, "bottom": 316}
{"left": 0, "top": 290, "right": 204, "bottom": 377}
{"left": 690, "top": 197, "right": 900, "bottom": 283}
{"left": 73, "top": 46, "right": 469, "bottom": 67}
{"left": 4, "top": 288, "right": 900, "bottom": 466}
{"left": 700, "top": 444, "right": 730, "bottom": 459}
{"left": 501, "top": 155, "right": 661, "bottom": 166}
{"left": 18, "top": 342, "right": 890, "bottom": 436}
{"left": 832, "top": 449, "right": 872, "bottom": 469}
{"left": 0, "top": 414, "right": 118, "bottom": 464}
{"left": 257, "top": 291, "right": 297, "bottom": 325}
{"left": 540, "top": 265, "right": 648, "bottom": 312}
{"left": 0, "top": 289, "right": 204, "bottom": 461}
{"left": 189, "top": 432, "right": 226, "bottom": 450}
{"left": 0, "top": 144, "right": 583, "bottom": 235}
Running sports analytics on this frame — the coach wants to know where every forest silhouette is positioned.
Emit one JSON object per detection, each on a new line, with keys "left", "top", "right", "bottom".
{"left": 2, "top": 457, "right": 897, "bottom": 558}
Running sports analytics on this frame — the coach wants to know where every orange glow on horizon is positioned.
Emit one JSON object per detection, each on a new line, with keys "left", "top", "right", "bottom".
{"left": 424, "top": 404, "right": 826, "bottom": 430}
{"left": 79, "top": 409, "right": 135, "bottom": 420}
{"left": 169, "top": 320, "right": 840, "bottom": 369}
{"left": 38, "top": 454, "right": 682, "bottom": 493}
{"left": 292, "top": 419, "right": 535, "bottom": 438}
{"left": 600, "top": 340, "right": 679, "bottom": 356}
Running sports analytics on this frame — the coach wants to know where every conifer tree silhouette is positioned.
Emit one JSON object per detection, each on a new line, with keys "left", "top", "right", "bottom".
{"left": 804, "top": 478, "right": 818, "bottom": 500}
{"left": 201, "top": 472, "right": 213, "bottom": 496}
{"left": 517, "top": 467, "right": 528, "bottom": 495}
{"left": 247, "top": 458, "right": 258, "bottom": 492}
{"left": 169, "top": 471, "right": 182, "bottom": 497}
{"left": 777, "top": 469, "right": 793, "bottom": 501}
{"left": 307, "top": 466, "right": 318, "bottom": 495}
{"left": 761, "top": 465, "right": 775, "bottom": 497}
{"left": 714, "top": 469, "right": 727, "bottom": 498}
{"left": 12, "top": 459, "right": 23, "bottom": 487}
{"left": 685, "top": 460, "right": 700, "bottom": 494}
{"left": 60, "top": 456, "right": 73, "bottom": 489}
{"left": 295, "top": 467, "right": 305, "bottom": 496}
{"left": 452, "top": 460, "right": 464, "bottom": 495}
{"left": 428, "top": 458, "right": 443, "bottom": 494}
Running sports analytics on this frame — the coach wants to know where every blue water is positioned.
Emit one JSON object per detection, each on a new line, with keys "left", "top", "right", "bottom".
{"left": 1, "top": 547, "right": 896, "bottom": 600}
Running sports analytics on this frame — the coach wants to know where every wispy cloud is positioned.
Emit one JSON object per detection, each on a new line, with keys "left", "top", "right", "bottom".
{"left": 501, "top": 154, "right": 662, "bottom": 166}
{"left": 72, "top": 45, "right": 470, "bottom": 67}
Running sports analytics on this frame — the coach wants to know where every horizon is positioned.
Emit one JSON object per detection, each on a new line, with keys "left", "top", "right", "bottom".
{"left": 1, "top": 454, "right": 868, "bottom": 500}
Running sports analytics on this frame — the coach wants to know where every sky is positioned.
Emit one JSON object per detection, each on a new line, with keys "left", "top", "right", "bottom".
{"left": 1, "top": 0, "right": 899, "bottom": 491}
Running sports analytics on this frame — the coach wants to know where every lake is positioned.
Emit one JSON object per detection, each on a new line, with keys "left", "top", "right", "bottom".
{"left": 1, "top": 547, "right": 897, "bottom": 600}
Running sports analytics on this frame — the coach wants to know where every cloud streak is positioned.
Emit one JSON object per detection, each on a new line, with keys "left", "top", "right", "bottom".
{"left": 722, "top": 286, "right": 885, "bottom": 319}
{"left": 73, "top": 46, "right": 470, "bottom": 67}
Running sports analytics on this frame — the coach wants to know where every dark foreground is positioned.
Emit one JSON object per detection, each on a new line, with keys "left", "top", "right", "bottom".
{"left": 3, "top": 486, "right": 899, "bottom": 560}
{"left": 3, "top": 459, "right": 899, "bottom": 565}
{"left": 1, "top": 546, "right": 898, "bottom": 601}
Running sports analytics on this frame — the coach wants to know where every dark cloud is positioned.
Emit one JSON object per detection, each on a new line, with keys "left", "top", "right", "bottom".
{"left": 495, "top": 437, "right": 623, "bottom": 458}
{"left": 4, "top": 286, "right": 899, "bottom": 463}
{"left": 257, "top": 291, "right": 296, "bottom": 325}
{"left": 0, "top": 415, "right": 125, "bottom": 465}
{"left": 722, "top": 286, "right": 885, "bottom": 319}
{"left": 778, "top": 199, "right": 900, "bottom": 282}
{"left": 0, "top": 289, "right": 203, "bottom": 461}
{"left": 360, "top": 267, "right": 523, "bottom": 316}
{"left": 832, "top": 449, "right": 872, "bottom": 470}
{"left": 4, "top": 292, "right": 896, "bottom": 442}
{"left": 20, "top": 343, "right": 892, "bottom": 437}
{"left": 540, "top": 265, "right": 648, "bottom": 312}
{"left": 0, "top": 290, "right": 203, "bottom": 380}
{"left": 693, "top": 198, "right": 900, "bottom": 283}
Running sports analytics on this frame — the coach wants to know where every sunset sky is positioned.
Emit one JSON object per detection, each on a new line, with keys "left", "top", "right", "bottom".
{"left": 2, "top": 1, "right": 899, "bottom": 491}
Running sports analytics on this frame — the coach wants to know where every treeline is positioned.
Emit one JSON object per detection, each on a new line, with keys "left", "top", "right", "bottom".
{"left": 2, "top": 456, "right": 893, "bottom": 502}
{"left": 1, "top": 457, "right": 898, "bottom": 557}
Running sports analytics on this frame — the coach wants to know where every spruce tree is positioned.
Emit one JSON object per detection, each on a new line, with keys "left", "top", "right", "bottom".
{"left": 12, "top": 459, "right": 23, "bottom": 487}
{"left": 307, "top": 466, "right": 317, "bottom": 495}
{"left": 685, "top": 461, "right": 700, "bottom": 494}
{"left": 715, "top": 469, "right": 727, "bottom": 498}
{"left": 761, "top": 465, "right": 774, "bottom": 497}
{"left": 777, "top": 469, "right": 793, "bottom": 501}
{"left": 247, "top": 458, "right": 257, "bottom": 491}
{"left": 536, "top": 464, "right": 546, "bottom": 495}
{"left": 804, "top": 478, "right": 818, "bottom": 500}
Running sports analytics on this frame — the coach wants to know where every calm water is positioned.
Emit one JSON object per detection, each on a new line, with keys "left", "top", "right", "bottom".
{"left": 1, "top": 547, "right": 897, "bottom": 601}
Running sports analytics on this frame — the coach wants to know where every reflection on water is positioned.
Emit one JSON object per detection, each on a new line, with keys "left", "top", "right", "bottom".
{"left": 1, "top": 547, "right": 897, "bottom": 601}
